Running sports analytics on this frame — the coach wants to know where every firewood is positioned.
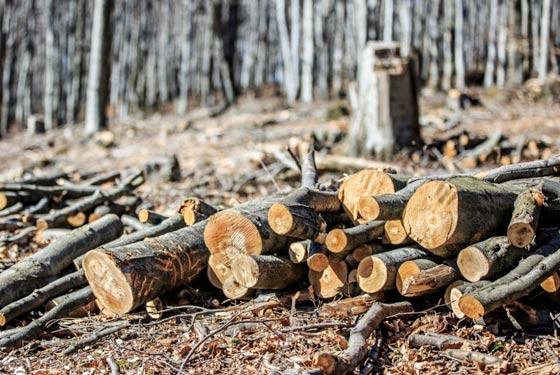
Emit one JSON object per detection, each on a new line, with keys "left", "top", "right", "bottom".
{"left": 457, "top": 130, "right": 502, "bottom": 168}
{"left": 313, "top": 301, "right": 413, "bottom": 375}
{"left": 222, "top": 277, "right": 252, "bottom": 300}
{"left": 445, "top": 280, "right": 490, "bottom": 318}
{"left": 507, "top": 188, "right": 543, "bottom": 248}
{"left": 0, "top": 214, "right": 122, "bottom": 310}
{"left": 268, "top": 203, "right": 327, "bottom": 243}
{"left": 357, "top": 179, "right": 424, "bottom": 222}
{"left": 383, "top": 220, "right": 413, "bottom": 245}
{"left": 179, "top": 197, "right": 218, "bottom": 225}
{"left": 338, "top": 169, "right": 409, "bottom": 223}
{"left": 474, "top": 155, "right": 560, "bottom": 183}
{"left": 207, "top": 254, "right": 231, "bottom": 289}
{"left": 0, "top": 287, "right": 95, "bottom": 349}
{"left": 36, "top": 170, "right": 144, "bottom": 230}
{"left": 397, "top": 261, "right": 460, "bottom": 297}
{"left": 403, "top": 176, "right": 518, "bottom": 257}
{"left": 0, "top": 191, "right": 33, "bottom": 210}
{"left": 121, "top": 214, "right": 149, "bottom": 232}
{"left": 288, "top": 240, "right": 310, "bottom": 263}
{"left": 0, "top": 181, "right": 99, "bottom": 200}
{"left": 457, "top": 236, "right": 526, "bottom": 282}
{"left": 321, "top": 293, "right": 384, "bottom": 318}
{"left": 307, "top": 243, "right": 330, "bottom": 272}
{"left": 541, "top": 272, "right": 560, "bottom": 293}
{"left": 138, "top": 209, "right": 167, "bottom": 225}
{"left": 145, "top": 297, "right": 163, "bottom": 319}
{"left": 0, "top": 202, "right": 24, "bottom": 217}
{"left": 325, "top": 220, "right": 384, "bottom": 258}
{"left": 309, "top": 259, "right": 348, "bottom": 298}
{"left": 0, "top": 270, "right": 86, "bottom": 326}
{"left": 459, "top": 235, "right": 560, "bottom": 319}
{"left": 231, "top": 254, "right": 306, "bottom": 289}
{"left": 409, "top": 332, "right": 475, "bottom": 349}
{"left": 357, "top": 247, "right": 431, "bottom": 293}
{"left": 82, "top": 221, "right": 208, "bottom": 314}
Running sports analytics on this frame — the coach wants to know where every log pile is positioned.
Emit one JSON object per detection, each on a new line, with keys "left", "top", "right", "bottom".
{"left": 1, "top": 154, "right": 560, "bottom": 370}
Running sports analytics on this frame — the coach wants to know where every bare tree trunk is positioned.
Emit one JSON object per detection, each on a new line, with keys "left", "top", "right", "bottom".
{"left": 85, "top": 0, "right": 113, "bottom": 135}
{"left": 454, "top": 0, "right": 465, "bottom": 89}
{"left": 484, "top": 0, "right": 498, "bottom": 87}
{"left": 44, "top": 0, "right": 55, "bottom": 131}
{"left": 399, "top": 0, "right": 412, "bottom": 57}
{"left": 331, "top": 1, "right": 344, "bottom": 97}
{"left": 538, "top": 0, "right": 551, "bottom": 81}
{"left": 290, "top": 0, "right": 300, "bottom": 97}
{"left": 275, "top": 0, "right": 297, "bottom": 103}
{"left": 176, "top": 0, "right": 192, "bottom": 115}
{"left": 300, "top": 0, "right": 313, "bottom": 103}
{"left": 496, "top": 0, "right": 508, "bottom": 87}
{"left": 442, "top": 0, "right": 453, "bottom": 90}
{"left": 383, "top": 0, "right": 393, "bottom": 42}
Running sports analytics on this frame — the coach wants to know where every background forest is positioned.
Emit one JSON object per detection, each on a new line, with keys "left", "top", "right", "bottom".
{"left": 0, "top": 0, "right": 558, "bottom": 137}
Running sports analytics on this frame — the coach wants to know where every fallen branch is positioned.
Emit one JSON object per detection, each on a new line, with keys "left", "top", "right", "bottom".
{"left": 409, "top": 332, "right": 475, "bottom": 349}
{"left": 0, "top": 214, "right": 122, "bottom": 309}
{"left": 443, "top": 349, "right": 504, "bottom": 366}
{"left": 313, "top": 301, "right": 414, "bottom": 374}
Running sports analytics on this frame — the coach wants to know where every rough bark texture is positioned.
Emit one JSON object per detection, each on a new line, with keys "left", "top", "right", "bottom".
{"left": 231, "top": 254, "right": 306, "bottom": 289}
{"left": 457, "top": 236, "right": 526, "bottom": 282}
{"left": 83, "top": 220, "right": 208, "bottom": 314}
{"left": 398, "top": 263, "right": 460, "bottom": 297}
{"left": 403, "top": 176, "right": 518, "bottom": 257}
{"left": 313, "top": 301, "right": 414, "bottom": 375}
{"left": 459, "top": 235, "right": 560, "bottom": 319}
{"left": 0, "top": 214, "right": 122, "bottom": 309}
{"left": 507, "top": 188, "right": 543, "bottom": 248}
{"left": 357, "top": 247, "right": 430, "bottom": 293}
{"left": 0, "top": 270, "right": 86, "bottom": 326}
{"left": 326, "top": 220, "right": 384, "bottom": 255}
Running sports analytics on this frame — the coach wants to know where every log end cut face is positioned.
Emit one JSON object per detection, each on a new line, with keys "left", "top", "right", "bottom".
{"left": 458, "top": 295, "right": 485, "bottom": 319}
{"left": 0, "top": 193, "right": 7, "bottom": 210}
{"left": 325, "top": 229, "right": 348, "bottom": 253}
{"left": 457, "top": 247, "right": 490, "bottom": 282}
{"left": 204, "top": 211, "right": 262, "bottom": 255}
{"left": 309, "top": 260, "right": 347, "bottom": 298}
{"left": 339, "top": 170, "right": 398, "bottom": 223}
{"left": 449, "top": 287, "right": 466, "bottom": 318}
{"left": 357, "top": 196, "right": 381, "bottom": 222}
{"left": 222, "top": 277, "right": 250, "bottom": 299}
{"left": 82, "top": 250, "right": 134, "bottom": 314}
{"left": 268, "top": 203, "right": 293, "bottom": 235}
{"left": 541, "top": 273, "right": 560, "bottom": 293}
{"left": 403, "top": 180, "right": 458, "bottom": 250}
{"left": 507, "top": 223, "right": 535, "bottom": 248}
{"left": 231, "top": 255, "right": 259, "bottom": 288}
{"left": 357, "top": 256, "right": 387, "bottom": 293}
{"left": 395, "top": 260, "right": 422, "bottom": 293}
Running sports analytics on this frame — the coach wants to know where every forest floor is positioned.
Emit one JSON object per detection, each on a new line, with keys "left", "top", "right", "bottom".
{"left": 1, "top": 85, "right": 560, "bottom": 374}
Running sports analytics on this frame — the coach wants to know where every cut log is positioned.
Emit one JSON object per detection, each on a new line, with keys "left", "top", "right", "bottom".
{"left": 0, "top": 191, "right": 33, "bottom": 210}
{"left": 397, "top": 262, "right": 460, "bottom": 297}
{"left": 0, "top": 287, "right": 95, "bottom": 349}
{"left": 338, "top": 169, "right": 409, "bottom": 224}
{"left": 309, "top": 259, "right": 348, "bottom": 298}
{"left": 313, "top": 301, "right": 414, "bottom": 375}
{"left": 0, "top": 270, "right": 86, "bottom": 326}
{"left": 207, "top": 254, "right": 231, "bottom": 289}
{"left": 507, "top": 188, "right": 543, "bottom": 248}
{"left": 268, "top": 203, "right": 327, "bottom": 243}
{"left": 222, "top": 277, "right": 252, "bottom": 300}
{"left": 325, "top": 221, "right": 384, "bottom": 258}
{"left": 459, "top": 235, "right": 560, "bottom": 319}
{"left": 138, "top": 209, "right": 167, "bottom": 225}
{"left": 409, "top": 332, "right": 475, "bottom": 349}
{"left": 474, "top": 156, "right": 560, "bottom": 183}
{"left": 83, "top": 220, "right": 208, "bottom": 314}
{"left": 0, "top": 214, "right": 122, "bottom": 309}
{"left": 36, "top": 171, "right": 144, "bottom": 230}
{"left": 307, "top": 242, "right": 330, "bottom": 272}
{"left": 357, "top": 247, "right": 431, "bottom": 293}
{"left": 321, "top": 293, "right": 384, "bottom": 318}
{"left": 179, "top": 197, "right": 218, "bottom": 225}
{"left": 403, "top": 176, "right": 518, "bottom": 256}
{"left": 121, "top": 214, "right": 149, "bottom": 232}
{"left": 383, "top": 220, "right": 413, "bottom": 245}
{"left": 457, "top": 130, "right": 502, "bottom": 168}
{"left": 541, "top": 272, "right": 560, "bottom": 293}
{"left": 445, "top": 280, "right": 491, "bottom": 318}
{"left": 357, "top": 179, "right": 426, "bottom": 222}
{"left": 74, "top": 213, "right": 186, "bottom": 269}
{"left": 457, "top": 236, "right": 526, "bottom": 282}
{"left": 231, "top": 254, "right": 306, "bottom": 289}
{"left": 288, "top": 240, "right": 311, "bottom": 264}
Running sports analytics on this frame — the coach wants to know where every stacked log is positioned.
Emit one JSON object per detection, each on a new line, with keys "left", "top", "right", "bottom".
{"left": 3, "top": 155, "right": 560, "bottom": 353}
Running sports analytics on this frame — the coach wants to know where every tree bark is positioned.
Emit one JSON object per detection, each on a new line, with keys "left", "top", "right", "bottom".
{"left": 85, "top": 0, "right": 113, "bottom": 135}
{"left": 445, "top": 280, "right": 491, "bottom": 318}
{"left": 397, "top": 262, "right": 460, "bottom": 297}
{"left": 0, "top": 214, "right": 122, "bottom": 309}
{"left": 457, "top": 236, "right": 527, "bottom": 282}
{"left": 357, "top": 247, "right": 431, "bottom": 293}
{"left": 325, "top": 220, "right": 385, "bottom": 256}
{"left": 403, "top": 176, "right": 519, "bottom": 257}
{"left": 459, "top": 235, "right": 560, "bottom": 319}
{"left": 507, "top": 188, "right": 543, "bottom": 248}
{"left": 83, "top": 220, "right": 208, "bottom": 314}
{"left": 538, "top": 0, "right": 551, "bottom": 81}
